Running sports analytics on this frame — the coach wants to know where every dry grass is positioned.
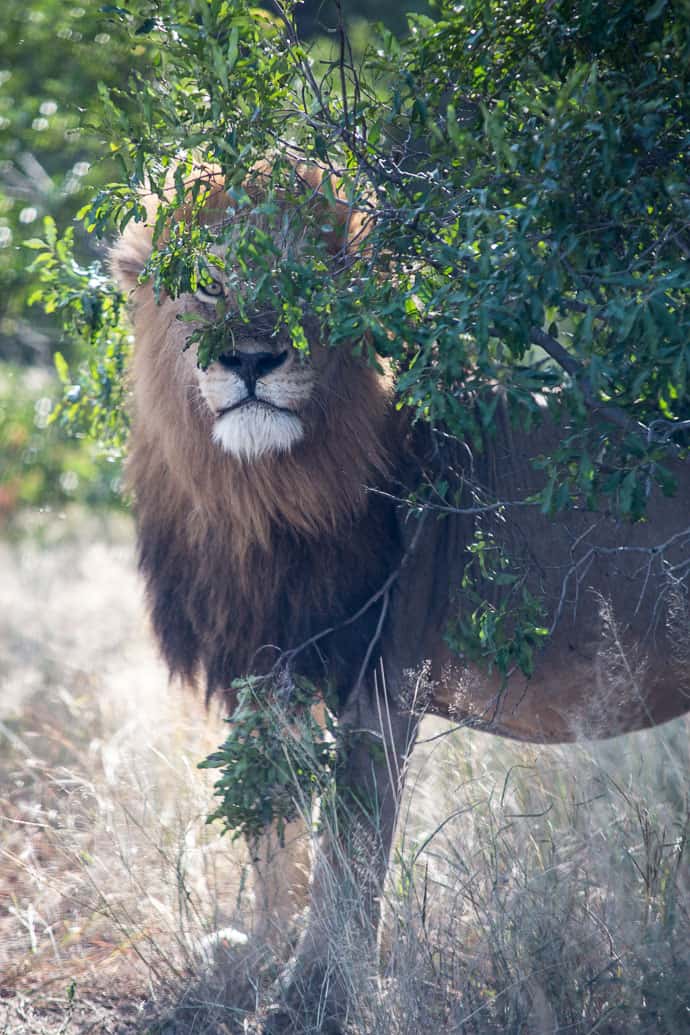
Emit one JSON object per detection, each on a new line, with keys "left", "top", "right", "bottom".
{"left": 378, "top": 716, "right": 690, "bottom": 1034}
{"left": 1, "top": 512, "right": 689, "bottom": 1033}
{"left": 0, "top": 512, "right": 258, "bottom": 1032}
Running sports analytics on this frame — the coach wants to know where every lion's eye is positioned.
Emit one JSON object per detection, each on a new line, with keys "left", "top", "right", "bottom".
{"left": 195, "top": 280, "right": 224, "bottom": 302}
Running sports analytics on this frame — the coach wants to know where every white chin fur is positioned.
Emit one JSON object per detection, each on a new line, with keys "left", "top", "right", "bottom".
{"left": 212, "top": 404, "right": 304, "bottom": 460}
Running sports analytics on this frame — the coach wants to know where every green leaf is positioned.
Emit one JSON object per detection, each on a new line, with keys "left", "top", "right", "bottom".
{"left": 227, "top": 25, "right": 239, "bottom": 71}
{"left": 54, "top": 352, "right": 70, "bottom": 385}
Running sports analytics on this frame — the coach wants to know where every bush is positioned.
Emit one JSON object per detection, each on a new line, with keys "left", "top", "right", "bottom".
{"left": 0, "top": 361, "right": 122, "bottom": 520}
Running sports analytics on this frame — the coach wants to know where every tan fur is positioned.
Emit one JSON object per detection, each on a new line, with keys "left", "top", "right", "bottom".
{"left": 112, "top": 163, "right": 690, "bottom": 739}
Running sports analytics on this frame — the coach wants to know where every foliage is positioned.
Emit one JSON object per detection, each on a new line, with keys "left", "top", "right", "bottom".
{"left": 0, "top": 0, "right": 422, "bottom": 507}
{"left": 0, "top": 1, "right": 421, "bottom": 371}
{"left": 26, "top": 216, "right": 131, "bottom": 450}
{"left": 0, "top": 0, "right": 143, "bottom": 364}
{"left": 199, "top": 674, "right": 336, "bottom": 843}
{"left": 0, "top": 361, "right": 121, "bottom": 519}
{"left": 46, "top": 0, "right": 689, "bottom": 495}
{"left": 446, "top": 529, "right": 550, "bottom": 678}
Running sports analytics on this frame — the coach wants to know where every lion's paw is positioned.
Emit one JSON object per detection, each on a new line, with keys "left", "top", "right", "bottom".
{"left": 194, "top": 924, "right": 249, "bottom": 966}
{"left": 248, "top": 1002, "right": 343, "bottom": 1035}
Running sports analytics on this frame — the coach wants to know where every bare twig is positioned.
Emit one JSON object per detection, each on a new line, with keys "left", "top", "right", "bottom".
{"left": 367, "top": 484, "right": 537, "bottom": 517}
{"left": 270, "top": 510, "right": 429, "bottom": 679}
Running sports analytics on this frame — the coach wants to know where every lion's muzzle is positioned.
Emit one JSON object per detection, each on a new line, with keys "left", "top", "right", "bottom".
{"left": 217, "top": 349, "right": 289, "bottom": 393}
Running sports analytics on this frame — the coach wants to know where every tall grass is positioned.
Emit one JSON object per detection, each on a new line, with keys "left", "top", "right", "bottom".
{"left": 378, "top": 720, "right": 690, "bottom": 1034}
{"left": 1, "top": 514, "right": 688, "bottom": 1033}
{"left": 0, "top": 515, "right": 254, "bottom": 1031}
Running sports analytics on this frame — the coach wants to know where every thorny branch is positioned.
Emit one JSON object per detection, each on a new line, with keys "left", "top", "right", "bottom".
{"left": 367, "top": 485, "right": 538, "bottom": 517}
{"left": 549, "top": 524, "right": 690, "bottom": 636}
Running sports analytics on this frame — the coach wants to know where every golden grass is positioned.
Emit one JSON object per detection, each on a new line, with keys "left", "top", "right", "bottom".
{"left": 1, "top": 512, "right": 688, "bottom": 1033}
{"left": 0, "top": 513, "right": 252, "bottom": 1031}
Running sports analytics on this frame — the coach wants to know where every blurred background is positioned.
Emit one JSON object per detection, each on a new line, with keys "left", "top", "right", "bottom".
{"left": 1, "top": 1, "right": 136, "bottom": 516}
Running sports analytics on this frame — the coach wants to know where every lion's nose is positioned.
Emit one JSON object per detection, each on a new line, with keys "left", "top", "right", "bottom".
{"left": 217, "top": 350, "right": 288, "bottom": 391}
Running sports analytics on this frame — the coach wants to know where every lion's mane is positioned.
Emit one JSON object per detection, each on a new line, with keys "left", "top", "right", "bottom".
{"left": 111, "top": 168, "right": 404, "bottom": 704}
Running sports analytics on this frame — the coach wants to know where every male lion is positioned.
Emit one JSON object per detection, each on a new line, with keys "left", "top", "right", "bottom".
{"left": 111, "top": 164, "right": 690, "bottom": 1032}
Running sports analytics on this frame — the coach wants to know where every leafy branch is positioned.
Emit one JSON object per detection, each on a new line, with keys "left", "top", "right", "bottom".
{"left": 199, "top": 673, "right": 336, "bottom": 843}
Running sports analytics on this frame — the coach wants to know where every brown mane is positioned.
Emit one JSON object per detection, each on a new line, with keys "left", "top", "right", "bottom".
{"left": 111, "top": 167, "right": 401, "bottom": 702}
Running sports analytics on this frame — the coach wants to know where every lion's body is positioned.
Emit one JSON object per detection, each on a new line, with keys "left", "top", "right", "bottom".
{"left": 111, "top": 167, "right": 690, "bottom": 1028}
{"left": 391, "top": 411, "right": 690, "bottom": 742}
{"left": 121, "top": 282, "right": 690, "bottom": 740}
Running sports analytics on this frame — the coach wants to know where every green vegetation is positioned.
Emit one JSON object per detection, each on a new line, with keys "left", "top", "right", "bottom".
{"left": 0, "top": 362, "right": 121, "bottom": 518}
{"left": 24, "top": 0, "right": 687, "bottom": 668}
{"left": 26, "top": 217, "right": 131, "bottom": 451}
{"left": 35, "top": 0, "right": 690, "bottom": 506}
{"left": 0, "top": 0, "right": 139, "bottom": 364}
{"left": 0, "top": 0, "right": 144, "bottom": 515}
{"left": 0, "top": 0, "right": 423, "bottom": 514}
{"left": 10, "top": 1, "right": 688, "bottom": 524}
{"left": 199, "top": 675, "right": 336, "bottom": 843}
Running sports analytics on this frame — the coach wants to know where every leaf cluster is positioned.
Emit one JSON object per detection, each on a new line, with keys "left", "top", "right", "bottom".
{"left": 198, "top": 674, "right": 336, "bottom": 844}
{"left": 26, "top": 217, "right": 131, "bottom": 450}
{"left": 0, "top": 0, "right": 144, "bottom": 363}
{"left": 446, "top": 526, "right": 550, "bottom": 679}
{"left": 45, "top": 0, "right": 689, "bottom": 513}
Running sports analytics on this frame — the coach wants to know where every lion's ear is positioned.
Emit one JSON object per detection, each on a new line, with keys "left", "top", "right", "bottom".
{"left": 109, "top": 220, "right": 153, "bottom": 293}
{"left": 292, "top": 163, "right": 372, "bottom": 257}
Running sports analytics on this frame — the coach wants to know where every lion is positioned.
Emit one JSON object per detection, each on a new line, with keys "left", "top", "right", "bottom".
{"left": 110, "top": 164, "right": 690, "bottom": 1031}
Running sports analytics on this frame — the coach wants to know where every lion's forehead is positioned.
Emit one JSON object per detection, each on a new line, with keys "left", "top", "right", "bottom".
{"left": 225, "top": 336, "right": 295, "bottom": 356}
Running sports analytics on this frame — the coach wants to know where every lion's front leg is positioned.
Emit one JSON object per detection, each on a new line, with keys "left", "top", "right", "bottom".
{"left": 200, "top": 814, "right": 311, "bottom": 966}
{"left": 249, "top": 814, "right": 312, "bottom": 949}
{"left": 263, "top": 676, "right": 420, "bottom": 1032}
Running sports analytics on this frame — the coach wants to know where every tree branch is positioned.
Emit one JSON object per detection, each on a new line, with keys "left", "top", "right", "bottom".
{"left": 529, "top": 325, "right": 651, "bottom": 439}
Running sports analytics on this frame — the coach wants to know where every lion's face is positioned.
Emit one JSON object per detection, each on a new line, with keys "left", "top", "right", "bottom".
{"left": 189, "top": 289, "right": 315, "bottom": 461}
{"left": 144, "top": 267, "right": 324, "bottom": 463}
{"left": 111, "top": 164, "right": 390, "bottom": 472}
{"left": 200, "top": 338, "right": 312, "bottom": 462}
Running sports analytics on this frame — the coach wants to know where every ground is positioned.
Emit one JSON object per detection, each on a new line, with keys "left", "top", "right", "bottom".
{"left": 1, "top": 511, "right": 689, "bottom": 1034}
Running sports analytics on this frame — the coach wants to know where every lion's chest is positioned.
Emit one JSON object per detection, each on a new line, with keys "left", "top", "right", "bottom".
{"left": 229, "top": 532, "right": 395, "bottom": 695}
{"left": 159, "top": 502, "right": 401, "bottom": 702}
